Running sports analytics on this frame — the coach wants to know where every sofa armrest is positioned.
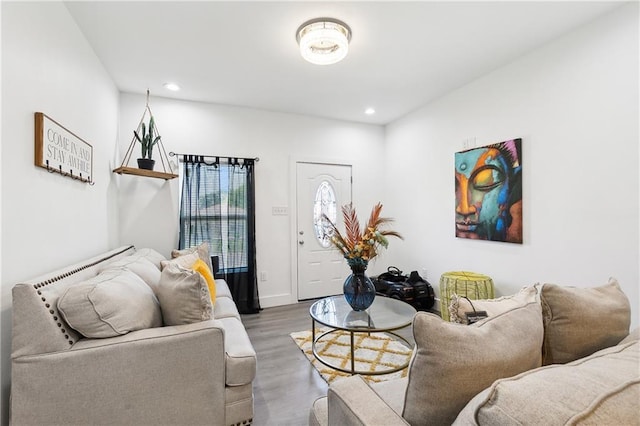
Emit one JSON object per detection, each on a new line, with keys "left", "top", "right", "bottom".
{"left": 328, "top": 375, "right": 409, "bottom": 426}
{"left": 11, "top": 320, "right": 227, "bottom": 426}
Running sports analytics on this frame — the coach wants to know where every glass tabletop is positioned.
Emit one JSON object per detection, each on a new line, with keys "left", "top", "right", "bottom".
{"left": 310, "top": 295, "right": 417, "bottom": 332}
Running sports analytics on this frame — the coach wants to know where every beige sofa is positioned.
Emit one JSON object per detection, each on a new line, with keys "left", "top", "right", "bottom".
{"left": 11, "top": 245, "right": 256, "bottom": 426}
{"left": 310, "top": 279, "right": 639, "bottom": 425}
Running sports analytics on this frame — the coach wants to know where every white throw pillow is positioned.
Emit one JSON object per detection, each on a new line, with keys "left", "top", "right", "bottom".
{"left": 449, "top": 286, "right": 538, "bottom": 324}
{"left": 58, "top": 269, "right": 162, "bottom": 338}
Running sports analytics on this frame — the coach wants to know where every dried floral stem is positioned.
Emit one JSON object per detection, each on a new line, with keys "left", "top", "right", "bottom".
{"left": 323, "top": 202, "right": 402, "bottom": 261}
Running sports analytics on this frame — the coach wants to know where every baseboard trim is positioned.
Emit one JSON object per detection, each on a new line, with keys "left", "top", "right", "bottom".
{"left": 259, "top": 293, "right": 296, "bottom": 308}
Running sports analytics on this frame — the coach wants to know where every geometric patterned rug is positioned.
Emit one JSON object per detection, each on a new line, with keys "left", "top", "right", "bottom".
{"left": 290, "top": 328, "right": 413, "bottom": 384}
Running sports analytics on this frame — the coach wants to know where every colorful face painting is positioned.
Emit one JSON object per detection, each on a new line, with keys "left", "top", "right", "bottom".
{"left": 455, "top": 139, "right": 522, "bottom": 243}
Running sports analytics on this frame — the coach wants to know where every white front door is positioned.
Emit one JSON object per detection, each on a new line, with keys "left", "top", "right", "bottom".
{"left": 296, "top": 162, "right": 352, "bottom": 300}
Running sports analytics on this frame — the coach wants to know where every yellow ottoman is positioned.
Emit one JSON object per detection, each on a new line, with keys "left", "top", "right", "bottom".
{"left": 439, "top": 271, "right": 495, "bottom": 321}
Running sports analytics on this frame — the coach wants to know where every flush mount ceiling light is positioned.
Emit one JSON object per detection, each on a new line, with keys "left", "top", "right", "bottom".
{"left": 296, "top": 18, "right": 352, "bottom": 65}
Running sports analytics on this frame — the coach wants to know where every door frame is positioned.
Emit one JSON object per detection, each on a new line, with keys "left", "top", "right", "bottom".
{"left": 289, "top": 157, "right": 353, "bottom": 303}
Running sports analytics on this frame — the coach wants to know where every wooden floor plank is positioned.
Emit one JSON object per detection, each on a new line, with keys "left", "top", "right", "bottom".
{"left": 242, "top": 300, "right": 327, "bottom": 426}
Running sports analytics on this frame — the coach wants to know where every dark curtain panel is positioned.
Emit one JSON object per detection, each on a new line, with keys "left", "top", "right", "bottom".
{"left": 179, "top": 156, "right": 260, "bottom": 314}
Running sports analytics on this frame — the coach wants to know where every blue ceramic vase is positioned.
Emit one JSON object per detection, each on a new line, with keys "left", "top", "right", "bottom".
{"left": 343, "top": 258, "right": 376, "bottom": 311}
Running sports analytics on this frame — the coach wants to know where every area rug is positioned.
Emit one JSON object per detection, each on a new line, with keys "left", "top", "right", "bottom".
{"left": 290, "top": 328, "right": 412, "bottom": 384}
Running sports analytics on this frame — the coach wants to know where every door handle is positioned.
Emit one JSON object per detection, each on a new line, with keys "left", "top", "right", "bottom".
{"left": 299, "top": 240, "right": 304, "bottom": 245}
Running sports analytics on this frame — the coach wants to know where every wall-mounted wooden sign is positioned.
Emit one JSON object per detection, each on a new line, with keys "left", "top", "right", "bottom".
{"left": 34, "top": 112, "right": 94, "bottom": 184}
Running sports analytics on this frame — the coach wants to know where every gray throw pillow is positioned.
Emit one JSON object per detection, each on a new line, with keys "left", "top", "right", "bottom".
{"left": 540, "top": 278, "right": 631, "bottom": 365}
{"left": 402, "top": 301, "right": 543, "bottom": 426}
{"left": 156, "top": 263, "right": 213, "bottom": 326}
{"left": 58, "top": 269, "right": 162, "bottom": 338}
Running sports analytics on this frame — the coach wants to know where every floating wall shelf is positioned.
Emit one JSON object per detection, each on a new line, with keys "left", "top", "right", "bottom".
{"left": 113, "top": 166, "right": 177, "bottom": 180}
{"left": 114, "top": 90, "right": 177, "bottom": 180}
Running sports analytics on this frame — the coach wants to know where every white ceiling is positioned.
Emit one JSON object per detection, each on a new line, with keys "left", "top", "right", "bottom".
{"left": 65, "top": 1, "right": 624, "bottom": 125}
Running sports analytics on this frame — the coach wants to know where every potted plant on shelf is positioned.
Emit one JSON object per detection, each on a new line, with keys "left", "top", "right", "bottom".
{"left": 134, "top": 116, "right": 161, "bottom": 170}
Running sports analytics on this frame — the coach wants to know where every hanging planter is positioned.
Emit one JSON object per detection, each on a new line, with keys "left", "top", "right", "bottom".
{"left": 113, "top": 90, "right": 177, "bottom": 180}
{"left": 137, "top": 158, "right": 156, "bottom": 170}
{"left": 134, "top": 115, "right": 161, "bottom": 170}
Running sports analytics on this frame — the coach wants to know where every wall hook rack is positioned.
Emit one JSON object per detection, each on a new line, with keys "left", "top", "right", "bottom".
{"left": 35, "top": 113, "right": 94, "bottom": 185}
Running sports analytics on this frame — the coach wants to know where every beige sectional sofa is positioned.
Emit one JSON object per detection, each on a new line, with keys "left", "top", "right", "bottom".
{"left": 11, "top": 245, "right": 256, "bottom": 426}
{"left": 310, "top": 279, "right": 639, "bottom": 425}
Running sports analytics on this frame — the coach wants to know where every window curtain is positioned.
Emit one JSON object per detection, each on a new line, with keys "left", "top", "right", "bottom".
{"left": 179, "top": 156, "right": 261, "bottom": 314}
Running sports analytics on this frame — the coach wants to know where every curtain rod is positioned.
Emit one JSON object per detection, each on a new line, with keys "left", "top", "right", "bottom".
{"left": 169, "top": 152, "right": 259, "bottom": 162}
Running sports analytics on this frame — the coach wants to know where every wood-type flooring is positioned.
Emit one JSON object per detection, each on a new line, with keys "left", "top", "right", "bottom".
{"left": 241, "top": 299, "right": 420, "bottom": 426}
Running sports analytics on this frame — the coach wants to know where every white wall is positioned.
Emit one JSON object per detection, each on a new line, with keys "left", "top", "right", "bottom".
{"left": 382, "top": 4, "right": 639, "bottom": 328}
{"left": 0, "top": 2, "right": 119, "bottom": 423}
{"left": 117, "top": 93, "right": 385, "bottom": 307}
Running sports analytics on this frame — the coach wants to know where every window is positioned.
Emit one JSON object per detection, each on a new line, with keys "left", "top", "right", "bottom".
{"left": 179, "top": 156, "right": 260, "bottom": 314}
{"left": 180, "top": 163, "right": 248, "bottom": 272}
{"left": 313, "top": 180, "right": 337, "bottom": 247}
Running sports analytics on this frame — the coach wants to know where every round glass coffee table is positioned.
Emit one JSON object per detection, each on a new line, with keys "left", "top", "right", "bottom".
{"left": 309, "top": 295, "right": 417, "bottom": 375}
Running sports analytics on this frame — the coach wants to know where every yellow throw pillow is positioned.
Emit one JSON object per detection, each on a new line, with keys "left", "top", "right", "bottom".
{"left": 192, "top": 258, "right": 216, "bottom": 305}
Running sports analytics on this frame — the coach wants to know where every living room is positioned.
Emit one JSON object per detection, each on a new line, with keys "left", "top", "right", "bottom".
{"left": 1, "top": 1, "right": 638, "bottom": 425}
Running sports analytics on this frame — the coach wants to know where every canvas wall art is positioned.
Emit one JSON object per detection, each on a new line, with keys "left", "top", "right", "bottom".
{"left": 455, "top": 138, "right": 522, "bottom": 244}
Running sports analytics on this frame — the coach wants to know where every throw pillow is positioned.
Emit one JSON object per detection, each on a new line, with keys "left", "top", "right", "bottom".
{"left": 540, "top": 278, "right": 630, "bottom": 365}
{"left": 402, "top": 301, "right": 543, "bottom": 426}
{"left": 132, "top": 247, "right": 167, "bottom": 269}
{"left": 156, "top": 263, "right": 213, "bottom": 326}
{"left": 171, "top": 242, "right": 213, "bottom": 274}
{"left": 449, "top": 286, "right": 538, "bottom": 324}
{"left": 160, "top": 252, "right": 199, "bottom": 271}
{"left": 100, "top": 256, "right": 161, "bottom": 293}
{"left": 192, "top": 258, "right": 216, "bottom": 305}
{"left": 58, "top": 269, "right": 162, "bottom": 338}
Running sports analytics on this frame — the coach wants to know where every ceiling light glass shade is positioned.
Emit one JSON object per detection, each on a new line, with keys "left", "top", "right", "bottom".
{"left": 296, "top": 18, "right": 351, "bottom": 65}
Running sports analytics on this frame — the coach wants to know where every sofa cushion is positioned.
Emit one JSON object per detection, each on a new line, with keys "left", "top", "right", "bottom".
{"left": 541, "top": 278, "right": 630, "bottom": 365}
{"left": 218, "top": 317, "right": 257, "bottom": 386}
{"left": 156, "top": 264, "right": 213, "bottom": 326}
{"left": 371, "top": 377, "right": 408, "bottom": 416}
{"left": 454, "top": 340, "right": 640, "bottom": 425}
{"left": 619, "top": 327, "right": 640, "bottom": 345}
{"left": 215, "top": 278, "right": 233, "bottom": 299}
{"left": 131, "top": 247, "right": 167, "bottom": 269}
{"left": 449, "top": 286, "right": 538, "bottom": 324}
{"left": 171, "top": 242, "right": 213, "bottom": 274}
{"left": 214, "top": 296, "right": 241, "bottom": 320}
{"left": 100, "top": 255, "right": 161, "bottom": 293}
{"left": 58, "top": 269, "right": 162, "bottom": 338}
{"left": 403, "top": 301, "right": 543, "bottom": 426}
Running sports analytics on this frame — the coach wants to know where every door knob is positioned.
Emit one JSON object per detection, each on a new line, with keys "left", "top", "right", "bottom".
{"left": 299, "top": 240, "right": 304, "bottom": 245}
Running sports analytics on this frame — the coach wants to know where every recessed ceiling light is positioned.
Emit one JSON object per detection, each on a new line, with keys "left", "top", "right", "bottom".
{"left": 163, "top": 82, "right": 180, "bottom": 91}
{"left": 365, "top": 108, "right": 376, "bottom": 115}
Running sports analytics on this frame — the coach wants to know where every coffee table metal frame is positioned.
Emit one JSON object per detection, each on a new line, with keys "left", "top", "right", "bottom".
{"left": 309, "top": 296, "right": 416, "bottom": 376}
